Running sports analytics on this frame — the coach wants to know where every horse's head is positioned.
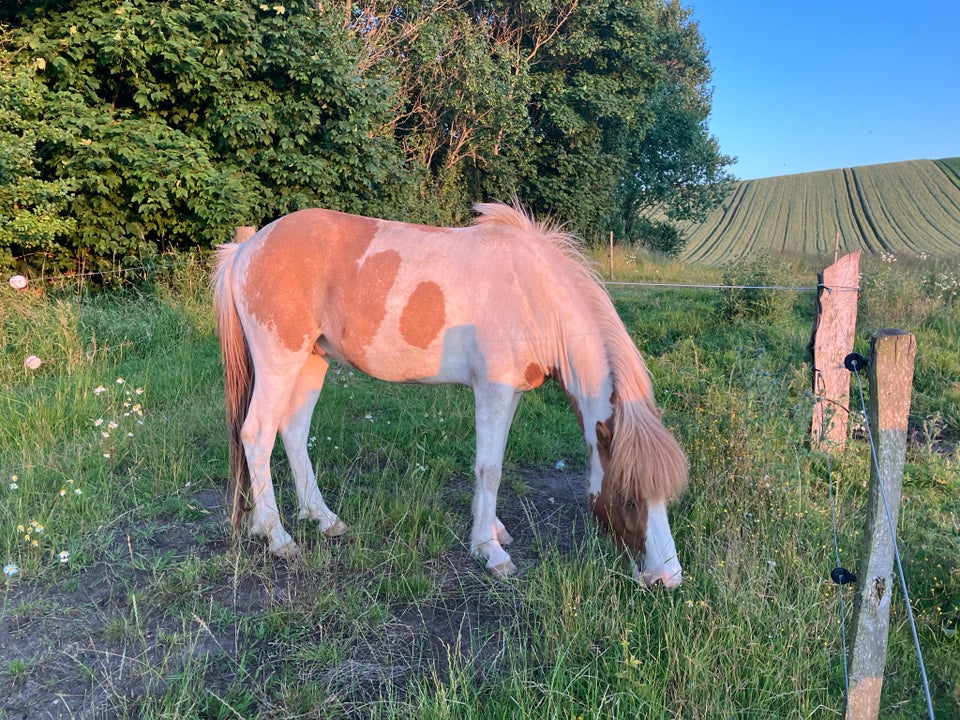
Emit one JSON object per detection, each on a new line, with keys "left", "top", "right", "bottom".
{"left": 593, "top": 417, "right": 685, "bottom": 588}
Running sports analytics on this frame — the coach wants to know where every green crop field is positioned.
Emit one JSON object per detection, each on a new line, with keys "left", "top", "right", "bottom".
{"left": 680, "top": 159, "right": 960, "bottom": 265}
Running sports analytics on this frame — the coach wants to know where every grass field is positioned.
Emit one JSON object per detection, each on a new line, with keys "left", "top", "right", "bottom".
{"left": 1, "top": 251, "right": 958, "bottom": 718}
{"left": 680, "top": 158, "right": 960, "bottom": 265}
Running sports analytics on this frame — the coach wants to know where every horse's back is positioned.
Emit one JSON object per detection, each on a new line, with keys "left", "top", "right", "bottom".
{"left": 229, "top": 208, "right": 574, "bottom": 388}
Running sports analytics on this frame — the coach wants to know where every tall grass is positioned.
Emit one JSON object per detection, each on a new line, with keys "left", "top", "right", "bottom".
{"left": 1, "top": 252, "right": 957, "bottom": 717}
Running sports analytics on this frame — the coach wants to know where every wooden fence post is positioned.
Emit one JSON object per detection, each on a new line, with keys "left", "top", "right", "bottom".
{"left": 846, "top": 329, "right": 917, "bottom": 720}
{"left": 236, "top": 226, "right": 257, "bottom": 243}
{"left": 609, "top": 231, "right": 614, "bottom": 281}
{"left": 810, "top": 251, "right": 861, "bottom": 450}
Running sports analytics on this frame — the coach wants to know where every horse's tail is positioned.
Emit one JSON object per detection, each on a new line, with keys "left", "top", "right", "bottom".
{"left": 213, "top": 243, "right": 254, "bottom": 531}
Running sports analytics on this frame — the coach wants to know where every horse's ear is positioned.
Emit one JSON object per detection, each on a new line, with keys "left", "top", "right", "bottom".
{"left": 595, "top": 420, "right": 613, "bottom": 454}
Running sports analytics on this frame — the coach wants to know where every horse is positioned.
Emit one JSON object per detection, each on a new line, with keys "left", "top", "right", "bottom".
{"left": 213, "top": 201, "right": 688, "bottom": 587}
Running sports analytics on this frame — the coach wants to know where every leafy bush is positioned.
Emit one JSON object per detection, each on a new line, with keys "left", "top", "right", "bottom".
{"left": 718, "top": 258, "right": 795, "bottom": 323}
{"left": 2, "top": 0, "right": 407, "bottom": 274}
{"left": 634, "top": 216, "right": 685, "bottom": 256}
{"left": 0, "top": 66, "right": 77, "bottom": 270}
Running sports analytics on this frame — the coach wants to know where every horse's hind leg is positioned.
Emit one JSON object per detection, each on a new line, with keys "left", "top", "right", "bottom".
{"left": 279, "top": 353, "right": 347, "bottom": 536}
{"left": 241, "top": 356, "right": 307, "bottom": 558}
{"left": 470, "top": 382, "right": 522, "bottom": 578}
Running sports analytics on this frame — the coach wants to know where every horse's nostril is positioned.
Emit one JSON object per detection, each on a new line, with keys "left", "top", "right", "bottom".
{"left": 643, "top": 569, "right": 682, "bottom": 589}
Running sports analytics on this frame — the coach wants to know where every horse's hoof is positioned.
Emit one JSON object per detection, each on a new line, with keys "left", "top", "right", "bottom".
{"left": 323, "top": 518, "right": 348, "bottom": 537}
{"left": 488, "top": 560, "right": 518, "bottom": 579}
{"left": 271, "top": 540, "right": 300, "bottom": 560}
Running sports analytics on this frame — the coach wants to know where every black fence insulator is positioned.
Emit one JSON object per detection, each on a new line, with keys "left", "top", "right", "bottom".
{"left": 844, "top": 352, "right": 868, "bottom": 372}
{"left": 831, "top": 567, "right": 857, "bottom": 585}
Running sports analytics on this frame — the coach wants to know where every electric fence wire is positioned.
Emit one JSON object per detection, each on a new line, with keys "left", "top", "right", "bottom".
{"left": 606, "top": 280, "right": 861, "bottom": 292}
{"left": 850, "top": 366, "right": 937, "bottom": 719}
{"left": 6, "top": 253, "right": 211, "bottom": 286}
{"left": 816, "top": 372, "right": 853, "bottom": 718}
{"left": 11, "top": 251, "right": 869, "bottom": 295}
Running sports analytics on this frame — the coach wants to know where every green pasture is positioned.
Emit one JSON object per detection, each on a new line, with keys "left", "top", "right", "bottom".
{"left": 680, "top": 158, "right": 960, "bottom": 264}
{"left": 1, "top": 252, "right": 958, "bottom": 718}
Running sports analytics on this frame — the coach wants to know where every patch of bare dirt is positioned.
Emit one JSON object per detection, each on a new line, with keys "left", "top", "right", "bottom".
{"left": 0, "top": 468, "right": 593, "bottom": 718}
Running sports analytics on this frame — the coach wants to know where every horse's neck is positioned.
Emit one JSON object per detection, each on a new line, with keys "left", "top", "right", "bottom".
{"left": 554, "top": 308, "right": 654, "bottom": 498}
{"left": 563, "top": 370, "right": 612, "bottom": 503}
{"left": 553, "top": 291, "right": 641, "bottom": 427}
{"left": 558, "top": 346, "right": 613, "bottom": 424}
{"left": 551, "top": 320, "right": 613, "bottom": 492}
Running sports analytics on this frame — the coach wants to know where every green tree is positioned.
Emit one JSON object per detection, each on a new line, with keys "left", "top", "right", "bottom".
{"left": 614, "top": 2, "right": 734, "bottom": 253}
{"left": 512, "top": 0, "right": 733, "bottom": 247}
{"left": 353, "top": 0, "right": 732, "bottom": 245}
{"left": 350, "top": 0, "right": 539, "bottom": 224}
{"left": 2, "top": 0, "right": 406, "bottom": 273}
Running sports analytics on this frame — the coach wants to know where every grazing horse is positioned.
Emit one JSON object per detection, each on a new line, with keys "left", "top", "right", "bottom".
{"left": 214, "top": 202, "right": 688, "bottom": 587}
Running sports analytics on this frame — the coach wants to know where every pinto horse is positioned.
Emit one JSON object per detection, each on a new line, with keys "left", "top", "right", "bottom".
{"left": 214, "top": 202, "right": 688, "bottom": 587}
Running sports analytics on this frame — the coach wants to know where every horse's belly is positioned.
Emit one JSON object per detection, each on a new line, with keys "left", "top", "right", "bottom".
{"left": 318, "top": 327, "right": 475, "bottom": 386}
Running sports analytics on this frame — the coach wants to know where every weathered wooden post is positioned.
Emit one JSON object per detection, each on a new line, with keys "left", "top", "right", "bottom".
{"left": 609, "top": 231, "right": 615, "bottom": 281}
{"left": 810, "top": 251, "right": 861, "bottom": 450}
{"left": 846, "top": 329, "right": 917, "bottom": 720}
{"left": 236, "top": 226, "right": 257, "bottom": 243}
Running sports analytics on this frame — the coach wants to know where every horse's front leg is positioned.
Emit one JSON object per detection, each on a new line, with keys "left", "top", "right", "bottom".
{"left": 470, "top": 383, "right": 522, "bottom": 577}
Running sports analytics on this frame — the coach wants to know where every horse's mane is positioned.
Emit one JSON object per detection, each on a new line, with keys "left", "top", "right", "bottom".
{"left": 473, "top": 200, "right": 590, "bottom": 267}
{"left": 583, "top": 281, "right": 689, "bottom": 503}
{"left": 473, "top": 200, "right": 688, "bottom": 503}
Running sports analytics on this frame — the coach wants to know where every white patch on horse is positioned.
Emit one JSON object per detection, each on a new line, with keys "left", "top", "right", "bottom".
{"left": 636, "top": 500, "right": 682, "bottom": 588}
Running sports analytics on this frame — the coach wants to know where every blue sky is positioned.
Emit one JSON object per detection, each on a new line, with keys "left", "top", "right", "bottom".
{"left": 686, "top": 1, "right": 960, "bottom": 180}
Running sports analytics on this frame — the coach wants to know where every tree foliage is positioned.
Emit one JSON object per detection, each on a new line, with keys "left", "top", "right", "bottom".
{"left": 0, "top": 62, "right": 77, "bottom": 270}
{"left": 1, "top": 0, "right": 732, "bottom": 272}
{"left": 2, "top": 0, "right": 405, "bottom": 272}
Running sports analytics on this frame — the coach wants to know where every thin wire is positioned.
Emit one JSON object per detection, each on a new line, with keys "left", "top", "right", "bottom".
{"left": 606, "top": 280, "right": 861, "bottom": 292}
{"left": 818, "top": 373, "right": 852, "bottom": 716}
{"left": 851, "top": 368, "right": 936, "bottom": 719}
{"left": 13, "top": 264, "right": 863, "bottom": 295}
{"left": 6, "top": 254, "right": 208, "bottom": 285}
{"left": 606, "top": 280, "right": 819, "bottom": 291}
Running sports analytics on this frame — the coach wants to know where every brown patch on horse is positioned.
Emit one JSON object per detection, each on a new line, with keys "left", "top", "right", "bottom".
{"left": 592, "top": 418, "right": 647, "bottom": 557}
{"left": 522, "top": 362, "right": 546, "bottom": 390}
{"left": 593, "top": 485, "right": 649, "bottom": 557}
{"left": 399, "top": 280, "right": 446, "bottom": 349}
{"left": 591, "top": 406, "right": 685, "bottom": 562}
{"left": 243, "top": 211, "right": 380, "bottom": 352}
{"left": 343, "top": 249, "right": 401, "bottom": 369}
